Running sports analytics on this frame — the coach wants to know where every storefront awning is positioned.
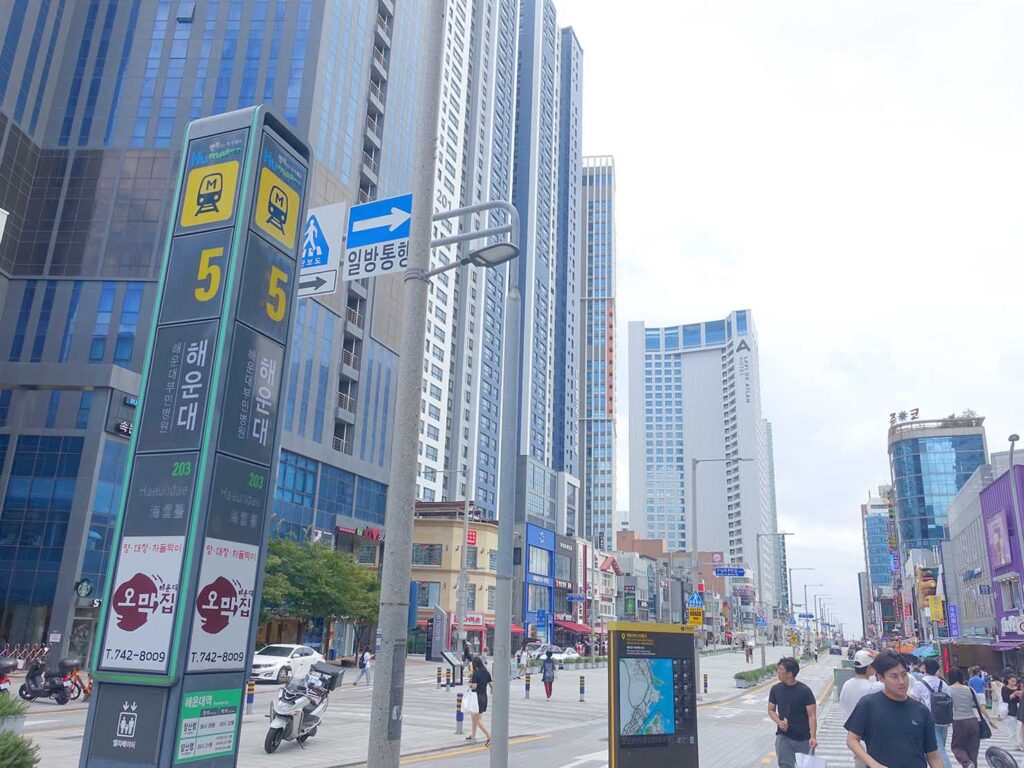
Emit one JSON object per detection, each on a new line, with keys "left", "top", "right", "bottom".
{"left": 485, "top": 623, "right": 524, "bottom": 634}
{"left": 554, "top": 620, "right": 593, "bottom": 634}
{"left": 991, "top": 640, "right": 1024, "bottom": 651}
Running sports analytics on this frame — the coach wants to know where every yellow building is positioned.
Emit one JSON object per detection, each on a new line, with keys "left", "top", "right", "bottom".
{"left": 412, "top": 502, "right": 509, "bottom": 653}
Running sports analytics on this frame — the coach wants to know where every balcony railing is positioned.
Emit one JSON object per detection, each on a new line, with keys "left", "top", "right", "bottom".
{"left": 333, "top": 436, "right": 351, "bottom": 453}
{"left": 373, "top": 48, "right": 388, "bottom": 71}
{"left": 346, "top": 306, "right": 364, "bottom": 327}
{"left": 368, "top": 80, "right": 386, "bottom": 105}
{"left": 376, "top": 13, "right": 392, "bottom": 38}
{"left": 362, "top": 151, "right": 378, "bottom": 175}
{"left": 337, "top": 392, "right": 356, "bottom": 412}
{"left": 342, "top": 348, "right": 360, "bottom": 369}
{"left": 366, "top": 117, "right": 382, "bottom": 141}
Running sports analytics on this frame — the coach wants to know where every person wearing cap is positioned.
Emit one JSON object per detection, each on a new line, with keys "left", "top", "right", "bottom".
{"left": 841, "top": 650, "right": 884, "bottom": 768}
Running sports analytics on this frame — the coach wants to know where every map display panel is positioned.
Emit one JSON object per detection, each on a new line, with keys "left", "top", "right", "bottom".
{"left": 619, "top": 658, "right": 676, "bottom": 737}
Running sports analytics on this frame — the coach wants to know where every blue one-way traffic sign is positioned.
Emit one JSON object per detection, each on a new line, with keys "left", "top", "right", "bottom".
{"left": 344, "top": 193, "right": 412, "bottom": 281}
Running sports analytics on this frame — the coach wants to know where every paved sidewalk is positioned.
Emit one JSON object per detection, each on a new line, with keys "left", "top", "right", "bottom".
{"left": 697, "top": 643, "right": 803, "bottom": 704}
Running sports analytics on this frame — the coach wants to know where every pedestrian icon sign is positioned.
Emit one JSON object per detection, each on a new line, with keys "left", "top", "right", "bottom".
{"left": 756, "top": 616, "right": 767, "bottom": 628}
{"left": 302, "top": 215, "right": 329, "bottom": 269}
{"left": 180, "top": 160, "right": 239, "bottom": 228}
{"left": 255, "top": 165, "right": 300, "bottom": 250}
{"left": 686, "top": 591, "right": 704, "bottom": 609}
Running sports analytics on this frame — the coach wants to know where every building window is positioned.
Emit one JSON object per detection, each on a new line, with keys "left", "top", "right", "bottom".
{"left": 356, "top": 544, "right": 377, "bottom": 565}
{"left": 683, "top": 324, "right": 701, "bottom": 348}
{"left": 114, "top": 282, "right": 144, "bottom": 366}
{"left": 9, "top": 281, "right": 37, "bottom": 362}
{"left": 412, "top": 543, "right": 443, "bottom": 567}
{"left": 1000, "top": 578, "right": 1022, "bottom": 611}
{"left": 45, "top": 391, "right": 60, "bottom": 428}
{"left": 465, "top": 584, "right": 477, "bottom": 611}
{"left": 466, "top": 546, "right": 478, "bottom": 569}
{"left": 555, "top": 553, "right": 571, "bottom": 582}
{"left": 527, "top": 583, "right": 548, "bottom": 612}
{"left": 489, "top": 549, "right": 497, "bottom": 571}
{"left": 487, "top": 586, "right": 495, "bottom": 611}
{"left": 353, "top": 478, "right": 386, "bottom": 525}
{"left": 59, "top": 282, "right": 83, "bottom": 363}
{"left": 90, "top": 282, "right": 116, "bottom": 362}
{"left": 528, "top": 546, "right": 550, "bottom": 576}
{"left": 31, "top": 282, "right": 57, "bottom": 362}
{"left": 416, "top": 581, "right": 440, "bottom": 608}
{"left": 75, "top": 392, "right": 93, "bottom": 429}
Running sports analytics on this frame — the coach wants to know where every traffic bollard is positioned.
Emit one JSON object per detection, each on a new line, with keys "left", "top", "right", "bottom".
{"left": 446, "top": 668, "right": 452, "bottom": 691}
{"left": 525, "top": 671, "right": 531, "bottom": 699}
{"left": 455, "top": 692, "right": 464, "bottom": 734}
{"left": 437, "top": 666, "right": 442, "bottom": 689}
{"left": 703, "top": 673, "right": 708, "bottom": 694}
{"left": 579, "top": 675, "right": 585, "bottom": 703}
{"left": 245, "top": 678, "right": 255, "bottom": 715}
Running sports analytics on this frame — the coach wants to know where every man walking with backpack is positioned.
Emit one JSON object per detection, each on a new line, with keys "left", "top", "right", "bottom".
{"left": 352, "top": 646, "right": 373, "bottom": 686}
{"left": 911, "top": 658, "right": 954, "bottom": 768}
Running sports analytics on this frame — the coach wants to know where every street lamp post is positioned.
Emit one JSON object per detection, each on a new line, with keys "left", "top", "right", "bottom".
{"left": 691, "top": 456, "right": 753, "bottom": 698}
{"left": 365, "top": 3, "right": 520, "bottom": 758}
{"left": 811, "top": 592, "right": 828, "bottom": 648}
{"left": 815, "top": 595, "right": 831, "bottom": 645}
{"left": 788, "top": 567, "right": 814, "bottom": 615}
{"left": 756, "top": 532, "right": 792, "bottom": 667}
{"left": 803, "top": 583, "right": 822, "bottom": 648}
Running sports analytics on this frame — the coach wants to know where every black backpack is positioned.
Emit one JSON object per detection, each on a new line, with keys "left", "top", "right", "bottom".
{"left": 358, "top": 653, "right": 366, "bottom": 669}
{"left": 923, "top": 679, "right": 954, "bottom": 726}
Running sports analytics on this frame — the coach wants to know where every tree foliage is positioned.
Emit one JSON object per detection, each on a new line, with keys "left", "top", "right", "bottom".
{"left": 260, "top": 538, "right": 380, "bottom": 626}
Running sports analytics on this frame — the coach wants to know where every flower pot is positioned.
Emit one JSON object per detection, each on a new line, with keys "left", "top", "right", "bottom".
{"left": 734, "top": 678, "right": 753, "bottom": 688}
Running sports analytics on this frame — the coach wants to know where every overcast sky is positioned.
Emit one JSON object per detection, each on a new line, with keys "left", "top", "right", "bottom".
{"left": 556, "top": 0, "right": 1024, "bottom": 633}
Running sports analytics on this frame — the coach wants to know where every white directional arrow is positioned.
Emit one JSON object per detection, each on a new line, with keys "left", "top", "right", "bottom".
{"left": 352, "top": 206, "right": 411, "bottom": 233}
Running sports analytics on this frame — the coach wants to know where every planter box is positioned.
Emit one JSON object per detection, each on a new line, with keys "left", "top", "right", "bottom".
{"left": 734, "top": 678, "right": 755, "bottom": 688}
{"left": 0, "top": 716, "right": 26, "bottom": 736}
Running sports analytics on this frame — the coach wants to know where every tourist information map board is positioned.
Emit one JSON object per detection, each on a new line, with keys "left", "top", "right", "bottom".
{"left": 607, "top": 621, "right": 699, "bottom": 768}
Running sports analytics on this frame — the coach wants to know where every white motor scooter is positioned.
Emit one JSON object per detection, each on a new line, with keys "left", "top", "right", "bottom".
{"left": 264, "top": 662, "right": 344, "bottom": 753}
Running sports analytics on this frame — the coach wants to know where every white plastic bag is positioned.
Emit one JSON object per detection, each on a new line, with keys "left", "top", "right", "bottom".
{"left": 462, "top": 690, "right": 479, "bottom": 714}
{"left": 795, "top": 753, "right": 827, "bottom": 768}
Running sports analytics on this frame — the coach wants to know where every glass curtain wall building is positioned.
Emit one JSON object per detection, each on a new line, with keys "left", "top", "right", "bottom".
{"left": 627, "top": 311, "right": 778, "bottom": 605}
{"left": 511, "top": 0, "right": 583, "bottom": 535}
{"left": 888, "top": 417, "right": 988, "bottom": 553}
{"left": 0, "top": 0, "right": 426, "bottom": 658}
{"left": 580, "top": 156, "right": 616, "bottom": 550}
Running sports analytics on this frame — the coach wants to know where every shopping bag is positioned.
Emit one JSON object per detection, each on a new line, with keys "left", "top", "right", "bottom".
{"left": 462, "top": 690, "right": 479, "bottom": 714}
{"left": 795, "top": 753, "right": 827, "bottom": 768}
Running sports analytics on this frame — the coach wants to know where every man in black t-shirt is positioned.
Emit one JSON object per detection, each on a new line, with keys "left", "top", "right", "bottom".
{"left": 844, "top": 651, "right": 945, "bottom": 768}
{"left": 768, "top": 657, "right": 817, "bottom": 768}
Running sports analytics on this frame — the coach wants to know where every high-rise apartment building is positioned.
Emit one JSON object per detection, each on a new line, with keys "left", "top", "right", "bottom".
{"left": 766, "top": 421, "right": 788, "bottom": 611}
{"left": 511, "top": 0, "right": 582, "bottom": 536}
{"left": 888, "top": 415, "right": 988, "bottom": 552}
{"left": 0, "top": 0, "right": 495, "bottom": 660}
{"left": 580, "top": 156, "right": 616, "bottom": 550}
{"left": 627, "top": 311, "right": 777, "bottom": 601}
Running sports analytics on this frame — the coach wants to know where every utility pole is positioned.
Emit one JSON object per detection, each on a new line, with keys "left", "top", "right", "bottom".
{"left": 366, "top": 3, "right": 446, "bottom": 765}
{"left": 489, "top": 286, "right": 521, "bottom": 768}
{"left": 757, "top": 532, "right": 791, "bottom": 667}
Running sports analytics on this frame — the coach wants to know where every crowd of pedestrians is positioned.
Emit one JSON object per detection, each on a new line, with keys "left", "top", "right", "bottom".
{"left": 767, "top": 649, "right": 1016, "bottom": 768}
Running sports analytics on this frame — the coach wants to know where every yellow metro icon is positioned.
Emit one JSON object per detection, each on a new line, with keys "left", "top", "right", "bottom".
{"left": 180, "top": 160, "right": 239, "bottom": 228}
{"left": 255, "top": 167, "right": 299, "bottom": 250}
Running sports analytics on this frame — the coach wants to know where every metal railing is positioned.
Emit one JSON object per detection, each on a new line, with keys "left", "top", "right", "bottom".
{"left": 366, "top": 116, "right": 382, "bottom": 140}
{"left": 373, "top": 47, "right": 388, "bottom": 71}
{"left": 368, "top": 79, "right": 386, "bottom": 104}
{"left": 332, "top": 436, "right": 351, "bottom": 453}
{"left": 342, "top": 348, "right": 360, "bottom": 368}
{"left": 377, "top": 13, "right": 392, "bottom": 38}
{"left": 337, "top": 392, "right": 356, "bottom": 412}
{"left": 346, "top": 306, "right": 364, "bottom": 327}
{"left": 361, "top": 151, "right": 378, "bottom": 175}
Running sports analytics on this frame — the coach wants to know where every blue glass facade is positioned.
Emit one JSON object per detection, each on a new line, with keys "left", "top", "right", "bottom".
{"left": 890, "top": 431, "right": 986, "bottom": 550}
{"left": 79, "top": 439, "right": 129, "bottom": 595}
{"left": 0, "top": 436, "right": 83, "bottom": 643}
{"left": 864, "top": 513, "right": 892, "bottom": 589}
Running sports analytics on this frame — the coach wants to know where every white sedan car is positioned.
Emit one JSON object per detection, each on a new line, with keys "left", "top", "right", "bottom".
{"left": 550, "top": 647, "right": 580, "bottom": 664}
{"left": 250, "top": 644, "right": 324, "bottom": 683}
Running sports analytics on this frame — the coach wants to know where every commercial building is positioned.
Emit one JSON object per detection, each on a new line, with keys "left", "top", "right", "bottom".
{"left": 580, "top": 155, "right": 616, "bottom": 551}
{"left": 982, "top": 457, "right": 1024, "bottom": 654}
{"left": 888, "top": 415, "right": 988, "bottom": 552}
{"left": 513, "top": 521, "right": 556, "bottom": 643}
{"left": 946, "top": 464, "right": 996, "bottom": 640}
{"left": 0, "top": 0, "right": 436, "bottom": 658}
{"left": 408, "top": 502, "right": 504, "bottom": 655}
{"left": 626, "top": 311, "right": 778, "bottom": 603}
{"left": 859, "top": 487, "right": 899, "bottom": 640}
{"left": 511, "top": 0, "right": 583, "bottom": 535}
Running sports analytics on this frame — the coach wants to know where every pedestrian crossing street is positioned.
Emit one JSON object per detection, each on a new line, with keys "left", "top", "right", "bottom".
{"left": 814, "top": 697, "right": 1024, "bottom": 767}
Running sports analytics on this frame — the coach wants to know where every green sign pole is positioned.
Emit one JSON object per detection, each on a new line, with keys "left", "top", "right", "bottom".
{"left": 79, "top": 106, "right": 309, "bottom": 768}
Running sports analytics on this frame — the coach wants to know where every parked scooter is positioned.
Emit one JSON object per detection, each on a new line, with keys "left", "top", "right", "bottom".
{"left": 0, "top": 658, "right": 15, "bottom": 695}
{"left": 18, "top": 656, "right": 81, "bottom": 705}
{"left": 264, "top": 662, "right": 344, "bottom": 753}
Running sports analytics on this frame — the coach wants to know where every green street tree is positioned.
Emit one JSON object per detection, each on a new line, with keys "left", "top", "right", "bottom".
{"left": 260, "top": 538, "right": 380, "bottom": 647}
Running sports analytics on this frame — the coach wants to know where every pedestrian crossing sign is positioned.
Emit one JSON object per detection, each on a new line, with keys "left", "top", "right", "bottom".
{"left": 686, "top": 591, "right": 704, "bottom": 609}
{"left": 756, "top": 616, "right": 767, "bottom": 628}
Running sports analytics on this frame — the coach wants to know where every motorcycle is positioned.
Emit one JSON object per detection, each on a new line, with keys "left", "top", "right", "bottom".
{"left": 18, "top": 656, "right": 82, "bottom": 705}
{"left": 264, "top": 662, "right": 344, "bottom": 753}
{"left": 0, "top": 658, "right": 15, "bottom": 695}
